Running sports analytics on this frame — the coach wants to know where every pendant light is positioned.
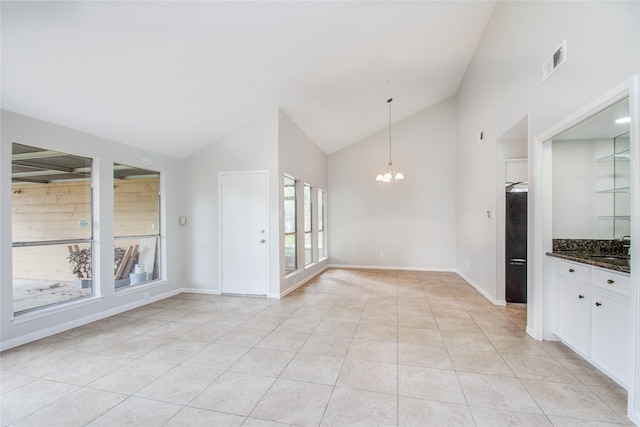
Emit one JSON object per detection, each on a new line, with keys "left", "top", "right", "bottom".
{"left": 375, "top": 98, "right": 404, "bottom": 182}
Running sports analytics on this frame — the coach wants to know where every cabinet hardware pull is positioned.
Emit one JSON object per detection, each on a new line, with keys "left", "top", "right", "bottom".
{"left": 595, "top": 302, "right": 602, "bottom": 307}
{"left": 578, "top": 294, "right": 585, "bottom": 299}
{"left": 568, "top": 268, "right": 575, "bottom": 273}
{"left": 606, "top": 279, "right": 614, "bottom": 285}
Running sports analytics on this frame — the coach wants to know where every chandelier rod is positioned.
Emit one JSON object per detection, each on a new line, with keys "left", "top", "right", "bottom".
{"left": 387, "top": 98, "right": 393, "bottom": 164}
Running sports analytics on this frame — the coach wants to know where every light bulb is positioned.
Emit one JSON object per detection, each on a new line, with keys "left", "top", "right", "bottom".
{"left": 376, "top": 174, "right": 384, "bottom": 181}
{"left": 395, "top": 171, "right": 404, "bottom": 180}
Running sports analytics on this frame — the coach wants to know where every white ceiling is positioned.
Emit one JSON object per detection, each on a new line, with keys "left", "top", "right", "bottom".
{"left": 554, "top": 97, "right": 630, "bottom": 141}
{"left": 1, "top": 1, "right": 496, "bottom": 158}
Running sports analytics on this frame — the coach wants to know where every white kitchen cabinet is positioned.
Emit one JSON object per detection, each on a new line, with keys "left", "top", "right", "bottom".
{"left": 591, "top": 270, "right": 632, "bottom": 387}
{"left": 558, "top": 275, "right": 591, "bottom": 358}
{"left": 554, "top": 259, "right": 631, "bottom": 388}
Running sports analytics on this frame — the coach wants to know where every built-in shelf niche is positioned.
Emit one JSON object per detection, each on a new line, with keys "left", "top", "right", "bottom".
{"left": 596, "top": 132, "right": 631, "bottom": 238}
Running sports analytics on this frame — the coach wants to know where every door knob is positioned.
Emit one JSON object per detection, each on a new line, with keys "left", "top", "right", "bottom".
{"left": 260, "top": 239, "right": 266, "bottom": 243}
{"left": 578, "top": 294, "right": 585, "bottom": 299}
{"left": 595, "top": 302, "right": 602, "bottom": 307}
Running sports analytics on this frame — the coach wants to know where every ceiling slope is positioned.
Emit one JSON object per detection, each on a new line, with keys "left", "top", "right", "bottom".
{"left": 1, "top": 1, "right": 495, "bottom": 158}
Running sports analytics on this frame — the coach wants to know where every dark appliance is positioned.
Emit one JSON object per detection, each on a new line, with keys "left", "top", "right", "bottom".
{"left": 505, "top": 184, "right": 528, "bottom": 303}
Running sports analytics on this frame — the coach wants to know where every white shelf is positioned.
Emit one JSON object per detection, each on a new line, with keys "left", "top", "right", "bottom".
{"left": 597, "top": 216, "right": 631, "bottom": 220}
{"left": 596, "top": 187, "right": 631, "bottom": 194}
{"left": 597, "top": 150, "right": 630, "bottom": 162}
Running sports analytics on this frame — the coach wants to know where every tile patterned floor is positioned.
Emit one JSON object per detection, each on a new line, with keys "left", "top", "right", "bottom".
{"left": 0, "top": 269, "right": 632, "bottom": 426}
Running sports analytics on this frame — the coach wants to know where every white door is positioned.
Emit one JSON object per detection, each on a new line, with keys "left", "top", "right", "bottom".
{"left": 220, "top": 171, "right": 269, "bottom": 295}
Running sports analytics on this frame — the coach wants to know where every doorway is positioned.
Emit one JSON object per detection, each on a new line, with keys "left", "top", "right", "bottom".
{"left": 505, "top": 183, "right": 528, "bottom": 303}
{"left": 220, "top": 171, "right": 269, "bottom": 296}
{"left": 496, "top": 115, "right": 529, "bottom": 305}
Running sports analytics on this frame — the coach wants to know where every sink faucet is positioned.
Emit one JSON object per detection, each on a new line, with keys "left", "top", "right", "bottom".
{"left": 620, "top": 236, "right": 631, "bottom": 263}
{"left": 620, "top": 236, "right": 631, "bottom": 267}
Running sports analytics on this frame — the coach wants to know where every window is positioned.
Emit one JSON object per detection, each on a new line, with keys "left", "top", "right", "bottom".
{"left": 11, "top": 143, "right": 94, "bottom": 314}
{"left": 304, "top": 183, "right": 313, "bottom": 266}
{"left": 284, "top": 175, "right": 297, "bottom": 273}
{"left": 113, "top": 163, "right": 161, "bottom": 289}
{"left": 318, "top": 189, "right": 326, "bottom": 259}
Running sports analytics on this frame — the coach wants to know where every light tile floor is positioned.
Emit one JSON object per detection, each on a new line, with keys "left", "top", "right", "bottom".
{"left": 0, "top": 269, "right": 632, "bottom": 426}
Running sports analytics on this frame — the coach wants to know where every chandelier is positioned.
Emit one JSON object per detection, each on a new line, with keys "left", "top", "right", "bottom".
{"left": 375, "top": 98, "right": 404, "bottom": 182}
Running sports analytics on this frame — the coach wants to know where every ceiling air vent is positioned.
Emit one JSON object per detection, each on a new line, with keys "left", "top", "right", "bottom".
{"left": 542, "top": 40, "right": 566, "bottom": 82}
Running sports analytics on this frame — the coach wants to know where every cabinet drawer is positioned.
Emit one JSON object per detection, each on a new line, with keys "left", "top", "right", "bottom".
{"left": 558, "top": 260, "right": 590, "bottom": 282}
{"left": 591, "top": 268, "right": 630, "bottom": 296}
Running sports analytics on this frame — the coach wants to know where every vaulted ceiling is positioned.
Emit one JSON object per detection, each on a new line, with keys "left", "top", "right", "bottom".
{"left": 1, "top": 1, "right": 496, "bottom": 158}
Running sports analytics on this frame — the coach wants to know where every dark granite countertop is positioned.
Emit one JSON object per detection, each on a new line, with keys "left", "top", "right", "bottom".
{"left": 546, "top": 251, "right": 630, "bottom": 274}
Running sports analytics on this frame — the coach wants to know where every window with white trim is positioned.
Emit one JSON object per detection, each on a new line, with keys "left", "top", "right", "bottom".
{"left": 318, "top": 188, "right": 326, "bottom": 260}
{"left": 11, "top": 143, "right": 94, "bottom": 314}
{"left": 113, "top": 163, "right": 161, "bottom": 289}
{"left": 304, "top": 183, "right": 313, "bottom": 266}
{"left": 284, "top": 175, "right": 297, "bottom": 273}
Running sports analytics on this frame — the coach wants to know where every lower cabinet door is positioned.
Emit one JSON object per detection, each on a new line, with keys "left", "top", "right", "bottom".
{"left": 558, "top": 277, "right": 591, "bottom": 358}
{"left": 591, "top": 290, "right": 631, "bottom": 387}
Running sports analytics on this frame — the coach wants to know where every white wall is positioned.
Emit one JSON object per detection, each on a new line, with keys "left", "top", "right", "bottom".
{"left": 327, "top": 97, "right": 456, "bottom": 270}
{"left": 182, "top": 110, "right": 280, "bottom": 296}
{"left": 456, "top": 2, "right": 639, "bottom": 422}
{"left": 278, "top": 110, "right": 328, "bottom": 294}
{"left": 182, "top": 109, "right": 328, "bottom": 297}
{"left": 455, "top": 0, "right": 639, "bottom": 301}
{"left": 552, "top": 138, "right": 615, "bottom": 239}
{"left": 0, "top": 110, "right": 185, "bottom": 349}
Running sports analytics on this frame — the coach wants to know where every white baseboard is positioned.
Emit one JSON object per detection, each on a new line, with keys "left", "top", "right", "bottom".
{"left": 276, "top": 265, "right": 329, "bottom": 298}
{"left": 455, "top": 270, "right": 506, "bottom": 306}
{"left": 328, "top": 264, "right": 455, "bottom": 272}
{"left": 526, "top": 325, "right": 540, "bottom": 340}
{"left": 0, "top": 288, "right": 182, "bottom": 351}
{"left": 0, "top": 267, "right": 503, "bottom": 351}
{"left": 179, "top": 288, "right": 222, "bottom": 295}
{"left": 326, "top": 266, "right": 506, "bottom": 307}
{"left": 179, "top": 267, "right": 329, "bottom": 300}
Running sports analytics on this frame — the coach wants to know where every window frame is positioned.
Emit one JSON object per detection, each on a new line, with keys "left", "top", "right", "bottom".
{"left": 303, "top": 183, "right": 313, "bottom": 267}
{"left": 284, "top": 175, "right": 297, "bottom": 274}
{"left": 318, "top": 188, "right": 326, "bottom": 260}
{"left": 113, "top": 163, "right": 162, "bottom": 290}
{"left": 10, "top": 143, "right": 95, "bottom": 315}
